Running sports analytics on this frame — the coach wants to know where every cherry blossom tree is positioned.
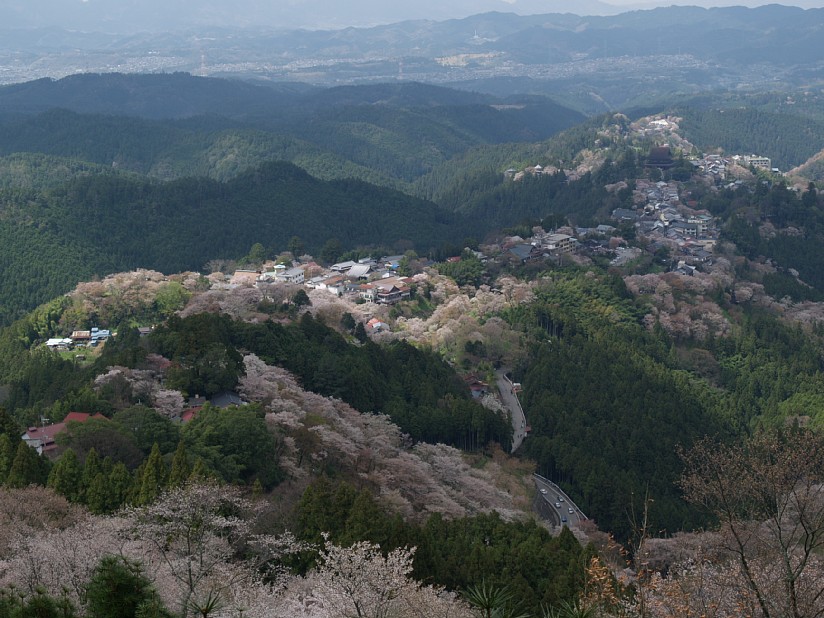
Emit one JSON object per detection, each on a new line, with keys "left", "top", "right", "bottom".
{"left": 0, "top": 516, "right": 125, "bottom": 607}
{"left": 275, "top": 536, "right": 471, "bottom": 618}
{"left": 124, "top": 482, "right": 304, "bottom": 618}
{"left": 0, "top": 486, "right": 85, "bottom": 558}
{"left": 240, "top": 354, "right": 518, "bottom": 521}
{"left": 681, "top": 431, "right": 824, "bottom": 618}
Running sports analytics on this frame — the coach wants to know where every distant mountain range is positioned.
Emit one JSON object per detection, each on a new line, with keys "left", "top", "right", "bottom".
{"left": 3, "top": 1, "right": 822, "bottom": 32}
{"left": 0, "top": 0, "right": 627, "bottom": 32}
{"left": 1, "top": 5, "right": 822, "bottom": 105}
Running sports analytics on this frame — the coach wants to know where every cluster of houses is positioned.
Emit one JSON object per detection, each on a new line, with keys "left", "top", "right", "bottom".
{"left": 45, "top": 327, "right": 112, "bottom": 350}
{"left": 612, "top": 178, "right": 719, "bottom": 274}
{"left": 504, "top": 163, "right": 585, "bottom": 184}
{"left": 505, "top": 231, "right": 578, "bottom": 263}
{"left": 226, "top": 255, "right": 417, "bottom": 307}
{"left": 690, "top": 153, "right": 778, "bottom": 180}
{"left": 690, "top": 154, "right": 730, "bottom": 180}
{"left": 500, "top": 168, "right": 722, "bottom": 276}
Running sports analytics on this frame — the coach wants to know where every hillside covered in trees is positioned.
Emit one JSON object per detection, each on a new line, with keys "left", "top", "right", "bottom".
{"left": 2, "top": 67, "right": 824, "bottom": 618}
{"left": 0, "top": 160, "right": 475, "bottom": 325}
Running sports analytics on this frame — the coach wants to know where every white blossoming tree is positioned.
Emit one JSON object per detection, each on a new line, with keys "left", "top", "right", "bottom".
{"left": 278, "top": 536, "right": 471, "bottom": 618}
{"left": 124, "top": 482, "right": 304, "bottom": 618}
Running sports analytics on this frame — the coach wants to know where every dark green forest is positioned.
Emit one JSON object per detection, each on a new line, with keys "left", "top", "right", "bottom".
{"left": 0, "top": 161, "right": 472, "bottom": 324}
{"left": 677, "top": 107, "right": 824, "bottom": 170}
{"left": 501, "top": 263, "right": 824, "bottom": 539}
{"left": 295, "top": 478, "right": 591, "bottom": 615}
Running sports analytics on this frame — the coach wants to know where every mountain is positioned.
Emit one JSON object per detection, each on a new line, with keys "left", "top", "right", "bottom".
{"left": 2, "top": 6, "right": 823, "bottom": 111}
{"left": 0, "top": 76, "right": 585, "bottom": 187}
{"left": 790, "top": 149, "right": 824, "bottom": 182}
{"left": 0, "top": 73, "right": 314, "bottom": 119}
{"left": 0, "top": 161, "right": 470, "bottom": 324}
{"left": 0, "top": 0, "right": 620, "bottom": 33}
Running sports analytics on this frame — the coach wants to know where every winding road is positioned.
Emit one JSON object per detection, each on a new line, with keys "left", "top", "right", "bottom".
{"left": 494, "top": 368, "right": 587, "bottom": 527}
{"left": 495, "top": 368, "right": 526, "bottom": 453}
{"left": 533, "top": 473, "right": 587, "bottom": 528}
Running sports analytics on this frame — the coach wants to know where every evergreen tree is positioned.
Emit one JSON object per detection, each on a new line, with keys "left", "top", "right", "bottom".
{"left": 341, "top": 312, "right": 356, "bottom": 332}
{"left": 47, "top": 448, "right": 82, "bottom": 502}
{"left": 167, "top": 440, "right": 190, "bottom": 488}
{"left": 0, "top": 591, "right": 77, "bottom": 618}
{"left": 320, "top": 238, "right": 342, "bottom": 264}
{"left": 108, "top": 462, "right": 133, "bottom": 509}
{"left": 292, "top": 288, "right": 311, "bottom": 307}
{"left": 86, "top": 555, "right": 167, "bottom": 618}
{"left": 287, "top": 235, "right": 305, "bottom": 257}
{"left": 342, "top": 489, "right": 389, "bottom": 546}
{"left": 81, "top": 447, "right": 103, "bottom": 500}
{"left": 0, "top": 406, "right": 20, "bottom": 437}
{"left": 189, "top": 457, "right": 210, "bottom": 482}
{"left": 252, "top": 478, "right": 263, "bottom": 496}
{"left": 135, "top": 596, "right": 173, "bottom": 618}
{"left": 137, "top": 443, "right": 166, "bottom": 505}
{"left": 0, "top": 433, "right": 13, "bottom": 484}
{"left": 86, "top": 472, "right": 111, "bottom": 514}
{"left": 354, "top": 322, "right": 367, "bottom": 343}
{"left": 245, "top": 242, "right": 267, "bottom": 266}
{"left": 5, "top": 441, "right": 48, "bottom": 488}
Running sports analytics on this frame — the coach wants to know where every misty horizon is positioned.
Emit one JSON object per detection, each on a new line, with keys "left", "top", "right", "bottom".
{"left": 1, "top": 0, "right": 824, "bottom": 33}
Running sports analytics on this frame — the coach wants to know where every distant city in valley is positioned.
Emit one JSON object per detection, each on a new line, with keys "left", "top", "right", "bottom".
{"left": 0, "top": 5, "right": 822, "bottom": 108}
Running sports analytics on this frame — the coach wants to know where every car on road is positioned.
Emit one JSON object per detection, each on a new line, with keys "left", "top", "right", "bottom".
{"left": 554, "top": 502, "right": 561, "bottom": 508}
{"left": 561, "top": 517, "right": 568, "bottom": 523}
{"left": 568, "top": 507, "right": 574, "bottom": 514}
{"left": 540, "top": 488, "right": 547, "bottom": 494}
{"left": 557, "top": 496, "right": 564, "bottom": 502}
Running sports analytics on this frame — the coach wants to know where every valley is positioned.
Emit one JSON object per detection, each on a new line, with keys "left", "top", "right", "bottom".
{"left": 1, "top": 4, "right": 824, "bottom": 617}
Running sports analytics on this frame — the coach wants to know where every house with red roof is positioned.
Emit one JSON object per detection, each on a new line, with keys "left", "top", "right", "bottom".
{"left": 21, "top": 412, "right": 107, "bottom": 456}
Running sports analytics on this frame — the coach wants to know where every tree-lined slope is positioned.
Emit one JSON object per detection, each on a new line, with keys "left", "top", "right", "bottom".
{"left": 0, "top": 161, "right": 468, "bottom": 323}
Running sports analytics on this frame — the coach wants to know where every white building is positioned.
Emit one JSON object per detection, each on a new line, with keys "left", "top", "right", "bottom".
{"left": 275, "top": 267, "right": 305, "bottom": 284}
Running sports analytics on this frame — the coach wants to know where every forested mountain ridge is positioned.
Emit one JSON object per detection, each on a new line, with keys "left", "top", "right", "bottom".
{"left": 0, "top": 152, "right": 141, "bottom": 191}
{"left": 0, "top": 110, "right": 398, "bottom": 186}
{"left": 0, "top": 160, "right": 471, "bottom": 325}
{"left": 0, "top": 91, "right": 820, "bottom": 327}
{"left": 0, "top": 74, "right": 583, "bottom": 139}
{"left": 2, "top": 115, "right": 824, "bottom": 613}
{"left": 0, "top": 75, "right": 585, "bottom": 189}
{"left": 0, "top": 73, "right": 315, "bottom": 119}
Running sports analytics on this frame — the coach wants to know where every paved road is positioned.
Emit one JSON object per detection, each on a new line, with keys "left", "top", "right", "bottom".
{"left": 533, "top": 473, "right": 587, "bottom": 528}
{"left": 496, "top": 368, "right": 526, "bottom": 453}
{"left": 492, "top": 370, "right": 585, "bottom": 528}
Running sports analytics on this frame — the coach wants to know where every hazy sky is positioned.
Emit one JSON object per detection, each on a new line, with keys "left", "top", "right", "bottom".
{"left": 613, "top": 0, "right": 824, "bottom": 6}
{"left": 609, "top": 0, "right": 824, "bottom": 4}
